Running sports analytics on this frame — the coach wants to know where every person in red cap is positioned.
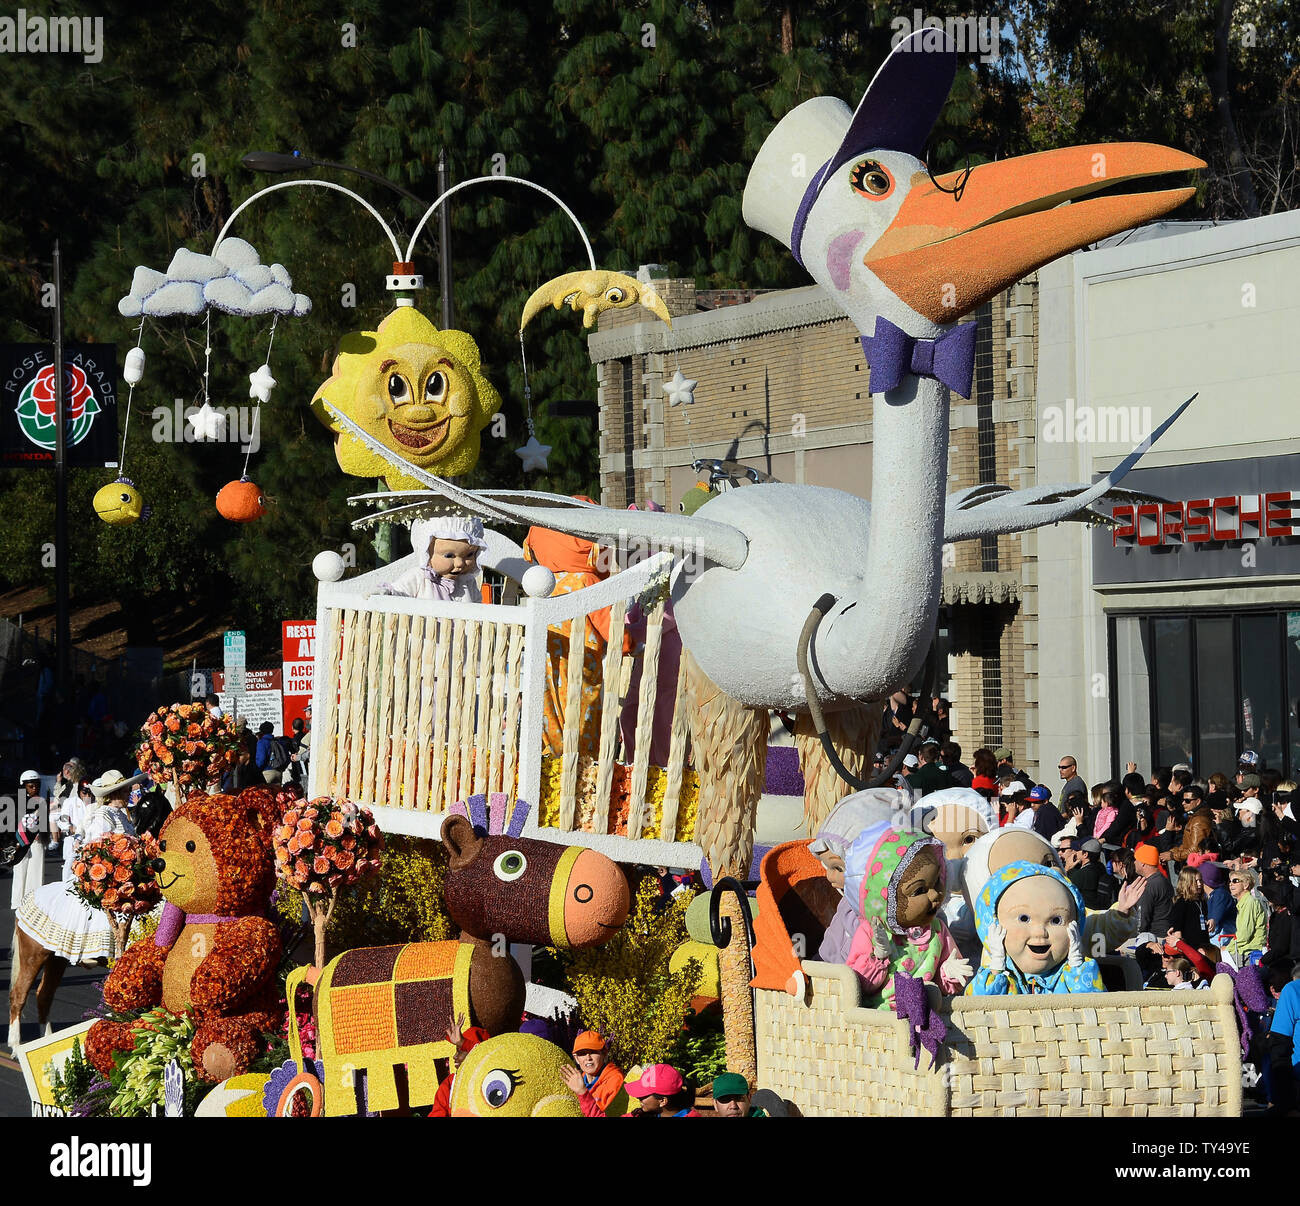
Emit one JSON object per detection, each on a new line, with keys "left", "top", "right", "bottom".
{"left": 557, "top": 1031, "right": 627, "bottom": 1116}
{"left": 565, "top": 1062, "right": 698, "bottom": 1117}
{"left": 427, "top": 1022, "right": 491, "bottom": 1117}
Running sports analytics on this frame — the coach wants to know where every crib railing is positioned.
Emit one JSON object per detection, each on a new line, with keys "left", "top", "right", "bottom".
{"left": 309, "top": 546, "right": 703, "bottom": 867}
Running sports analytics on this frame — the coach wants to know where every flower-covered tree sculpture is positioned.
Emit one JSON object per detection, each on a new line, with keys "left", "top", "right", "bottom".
{"left": 272, "top": 798, "right": 384, "bottom": 970}
{"left": 137, "top": 702, "right": 241, "bottom": 800}
{"left": 71, "top": 832, "right": 163, "bottom": 958}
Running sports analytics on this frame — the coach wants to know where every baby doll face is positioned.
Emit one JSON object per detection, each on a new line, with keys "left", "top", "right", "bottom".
{"left": 996, "top": 876, "right": 1076, "bottom": 976}
{"left": 818, "top": 852, "right": 846, "bottom": 892}
{"left": 429, "top": 537, "right": 480, "bottom": 578}
{"left": 925, "top": 803, "right": 987, "bottom": 862}
{"left": 894, "top": 845, "right": 944, "bottom": 929}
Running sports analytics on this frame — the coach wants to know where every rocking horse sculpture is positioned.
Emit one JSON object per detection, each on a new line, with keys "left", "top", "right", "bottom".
{"left": 277, "top": 797, "right": 629, "bottom": 1116}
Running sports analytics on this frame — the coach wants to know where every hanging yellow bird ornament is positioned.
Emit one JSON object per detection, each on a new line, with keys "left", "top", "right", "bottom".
{"left": 519, "top": 270, "right": 672, "bottom": 332}
{"left": 93, "top": 477, "right": 149, "bottom": 525}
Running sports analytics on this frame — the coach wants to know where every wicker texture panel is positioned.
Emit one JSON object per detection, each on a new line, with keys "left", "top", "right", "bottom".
{"left": 755, "top": 962, "right": 1242, "bottom": 1117}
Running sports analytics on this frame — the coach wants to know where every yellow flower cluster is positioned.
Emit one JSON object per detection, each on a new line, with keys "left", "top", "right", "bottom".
{"left": 537, "top": 756, "right": 699, "bottom": 841}
{"left": 275, "top": 835, "right": 454, "bottom": 947}
{"left": 560, "top": 875, "right": 702, "bottom": 1070}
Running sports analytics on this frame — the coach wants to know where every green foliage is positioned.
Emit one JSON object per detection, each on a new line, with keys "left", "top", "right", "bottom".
{"left": 275, "top": 834, "right": 454, "bottom": 947}
{"left": 47, "top": 1037, "right": 96, "bottom": 1113}
{"left": 106, "top": 1006, "right": 197, "bottom": 1118}
{"left": 668, "top": 1005, "right": 728, "bottom": 1085}
{"left": 557, "top": 873, "right": 701, "bottom": 1069}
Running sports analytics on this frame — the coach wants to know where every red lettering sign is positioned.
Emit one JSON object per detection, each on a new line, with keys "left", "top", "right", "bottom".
{"left": 1110, "top": 492, "right": 1296, "bottom": 548}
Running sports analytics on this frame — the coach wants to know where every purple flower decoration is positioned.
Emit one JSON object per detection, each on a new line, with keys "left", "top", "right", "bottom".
{"left": 262, "top": 1058, "right": 324, "bottom": 1116}
{"left": 765, "top": 746, "right": 805, "bottom": 797}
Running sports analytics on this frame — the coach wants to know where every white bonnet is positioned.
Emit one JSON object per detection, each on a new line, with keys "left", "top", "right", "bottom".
{"left": 411, "top": 514, "right": 488, "bottom": 557}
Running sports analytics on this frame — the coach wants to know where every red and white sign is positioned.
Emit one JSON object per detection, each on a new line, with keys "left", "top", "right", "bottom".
{"left": 1112, "top": 493, "right": 1299, "bottom": 548}
{"left": 282, "top": 621, "right": 316, "bottom": 734}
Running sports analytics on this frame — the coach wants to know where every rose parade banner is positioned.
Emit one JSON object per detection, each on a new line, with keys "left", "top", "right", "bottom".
{"left": 0, "top": 344, "right": 118, "bottom": 468}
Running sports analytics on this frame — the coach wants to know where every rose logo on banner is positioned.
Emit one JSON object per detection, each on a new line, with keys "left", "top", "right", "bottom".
{"left": 16, "top": 362, "right": 100, "bottom": 451}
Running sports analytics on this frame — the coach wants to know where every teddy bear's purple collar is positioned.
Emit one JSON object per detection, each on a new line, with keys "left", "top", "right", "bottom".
{"left": 153, "top": 901, "right": 248, "bottom": 947}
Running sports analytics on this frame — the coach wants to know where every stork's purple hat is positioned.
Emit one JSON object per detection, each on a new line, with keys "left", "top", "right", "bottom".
{"left": 783, "top": 30, "right": 958, "bottom": 266}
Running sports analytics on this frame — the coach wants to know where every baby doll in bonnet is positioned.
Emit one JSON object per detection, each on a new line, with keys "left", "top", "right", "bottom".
{"left": 844, "top": 821, "right": 973, "bottom": 1008}
{"left": 379, "top": 515, "right": 487, "bottom": 602}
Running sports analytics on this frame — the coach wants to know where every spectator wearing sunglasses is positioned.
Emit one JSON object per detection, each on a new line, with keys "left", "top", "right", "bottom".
{"left": 1162, "top": 785, "right": 1214, "bottom": 868}
{"left": 711, "top": 1072, "right": 767, "bottom": 1117}
{"left": 1057, "top": 755, "right": 1087, "bottom": 810}
{"left": 1227, "top": 867, "right": 1267, "bottom": 964}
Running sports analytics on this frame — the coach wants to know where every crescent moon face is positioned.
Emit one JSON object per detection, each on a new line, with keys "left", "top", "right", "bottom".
{"left": 519, "top": 270, "right": 673, "bottom": 332}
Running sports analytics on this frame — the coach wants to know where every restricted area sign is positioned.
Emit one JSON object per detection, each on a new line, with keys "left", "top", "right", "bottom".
{"left": 281, "top": 620, "right": 315, "bottom": 734}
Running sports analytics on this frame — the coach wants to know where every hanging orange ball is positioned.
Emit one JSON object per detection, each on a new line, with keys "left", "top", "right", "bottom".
{"left": 216, "top": 477, "right": 267, "bottom": 523}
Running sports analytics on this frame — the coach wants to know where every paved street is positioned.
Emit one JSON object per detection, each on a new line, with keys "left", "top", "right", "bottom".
{"left": 1, "top": 852, "right": 107, "bottom": 1116}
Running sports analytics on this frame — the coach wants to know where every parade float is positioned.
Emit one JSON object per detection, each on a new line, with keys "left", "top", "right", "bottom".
{"left": 15, "top": 29, "right": 1246, "bottom": 1119}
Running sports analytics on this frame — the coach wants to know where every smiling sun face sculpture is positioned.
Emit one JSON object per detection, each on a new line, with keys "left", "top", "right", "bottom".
{"left": 310, "top": 307, "right": 500, "bottom": 489}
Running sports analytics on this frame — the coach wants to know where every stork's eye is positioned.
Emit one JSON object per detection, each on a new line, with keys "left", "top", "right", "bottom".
{"left": 424, "top": 371, "right": 447, "bottom": 403}
{"left": 481, "top": 1068, "right": 519, "bottom": 1109}
{"left": 120, "top": 492, "right": 131, "bottom": 502}
{"left": 493, "top": 850, "right": 527, "bottom": 882}
{"left": 849, "top": 159, "right": 894, "bottom": 199}
{"left": 387, "top": 373, "right": 411, "bottom": 403}
{"left": 604, "top": 287, "right": 625, "bottom": 304}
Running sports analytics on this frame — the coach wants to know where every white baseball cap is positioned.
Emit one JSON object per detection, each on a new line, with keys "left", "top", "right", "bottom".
{"left": 1236, "top": 798, "right": 1263, "bottom": 816}
{"left": 903, "top": 754, "right": 919, "bottom": 768}
{"left": 19, "top": 769, "right": 40, "bottom": 783}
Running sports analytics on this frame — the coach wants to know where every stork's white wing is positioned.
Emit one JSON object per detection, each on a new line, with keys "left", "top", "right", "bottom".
{"left": 944, "top": 394, "right": 1196, "bottom": 543}
{"left": 325, "top": 401, "right": 749, "bottom": 569}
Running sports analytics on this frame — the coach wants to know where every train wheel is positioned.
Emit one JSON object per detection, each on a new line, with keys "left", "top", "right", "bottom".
{"left": 274, "top": 1069, "right": 324, "bottom": 1117}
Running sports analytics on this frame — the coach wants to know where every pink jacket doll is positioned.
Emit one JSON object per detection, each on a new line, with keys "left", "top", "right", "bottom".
{"left": 845, "top": 822, "right": 972, "bottom": 1008}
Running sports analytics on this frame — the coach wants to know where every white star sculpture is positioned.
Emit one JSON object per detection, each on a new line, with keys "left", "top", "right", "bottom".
{"left": 188, "top": 400, "right": 227, "bottom": 440}
{"left": 515, "top": 435, "right": 551, "bottom": 472}
{"left": 663, "top": 368, "right": 698, "bottom": 407}
{"left": 248, "top": 363, "right": 277, "bottom": 403}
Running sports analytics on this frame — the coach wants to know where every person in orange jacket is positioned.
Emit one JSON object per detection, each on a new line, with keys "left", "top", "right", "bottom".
{"left": 559, "top": 1031, "right": 627, "bottom": 1116}
{"left": 427, "top": 1024, "right": 491, "bottom": 1116}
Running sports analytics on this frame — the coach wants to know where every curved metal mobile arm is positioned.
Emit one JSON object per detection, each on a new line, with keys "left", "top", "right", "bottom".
{"left": 213, "top": 178, "right": 404, "bottom": 262}
{"left": 709, "top": 877, "right": 756, "bottom": 950}
{"left": 404, "top": 175, "right": 597, "bottom": 269}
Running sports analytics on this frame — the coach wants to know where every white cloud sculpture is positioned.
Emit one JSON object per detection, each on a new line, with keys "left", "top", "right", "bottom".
{"left": 117, "top": 237, "right": 312, "bottom": 319}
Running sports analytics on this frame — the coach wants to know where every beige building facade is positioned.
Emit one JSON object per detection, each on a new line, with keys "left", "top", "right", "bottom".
{"left": 588, "top": 272, "right": 1040, "bottom": 772}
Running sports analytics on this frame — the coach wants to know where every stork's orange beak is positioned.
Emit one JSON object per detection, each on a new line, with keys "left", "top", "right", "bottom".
{"left": 865, "top": 144, "right": 1204, "bottom": 323}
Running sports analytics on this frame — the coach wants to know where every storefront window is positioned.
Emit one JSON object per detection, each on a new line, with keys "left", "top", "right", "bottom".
{"left": 1288, "top": 613, "right": 1300, "bottom": 775}
{"left": 1110, "top": 609, "right": 1296, "bottom": 778}
{"left": 1196, "top": 617, "right": 1236, "bottom": 777}
{"left": 1113, "top": 617, "right": 1153, "bottom": 774}
{"left": 1240, "top": 614, "right": 1284, "bottom": 768}
{"left": 1153, "top": 617, "right": 1194, "bottom": 768}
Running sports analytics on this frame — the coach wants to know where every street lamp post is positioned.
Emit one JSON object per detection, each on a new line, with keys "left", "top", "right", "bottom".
{"left": 241, "top": 149, "right": 455, "bottom": 330}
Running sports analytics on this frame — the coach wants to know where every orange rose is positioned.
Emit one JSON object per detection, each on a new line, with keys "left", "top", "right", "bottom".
{"left": 165, "top": 715, "right": 181, "bottom": 732}
{"left": 161, "top": 750, "right": 174, "bottom": 765}
{"left": 298, "top": 831, "right": 315, "bottom": 850}
{"left": 113, "top": 865, "right": 131, "bottom": 882}
{"left": 294, "top": 858, "right": 309, "bottom": 878}
{"left": 324, "top": 819, "right": 344, "bottom": 838}
{"left": 276, "top": 848, "right": 290, "bottom": 864}
{"left": 102, "top": 889, "right": 119, "bottom": 907}
{"left": 313, "top": 856, "right": 330, "bottom": 875}
{"left": 89, "top": 864, "right": 108, "bottom": 881}
{"left": 334, "top": 850, "right": 354, "bottom": 870}
{"left": 73, "top": 861, "right": 86, "bottom": 876}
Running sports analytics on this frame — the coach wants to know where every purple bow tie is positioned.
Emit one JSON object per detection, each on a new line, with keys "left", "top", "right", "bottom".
{"left": 860, "top": 316, "right": 977, "bottom": 398}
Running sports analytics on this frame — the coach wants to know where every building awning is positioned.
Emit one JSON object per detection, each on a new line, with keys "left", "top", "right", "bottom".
{"left": 940, "top": 572, "right": 1021, "bottom": 606}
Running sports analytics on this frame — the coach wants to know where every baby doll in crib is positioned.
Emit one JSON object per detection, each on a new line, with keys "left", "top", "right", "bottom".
{"left": 380, "top": 515, "right": 487, "bottom": 602}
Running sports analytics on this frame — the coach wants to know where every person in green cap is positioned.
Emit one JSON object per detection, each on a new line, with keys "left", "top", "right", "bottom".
{"left": 712, "top": 1072, "right": 767, "bottom": 1117}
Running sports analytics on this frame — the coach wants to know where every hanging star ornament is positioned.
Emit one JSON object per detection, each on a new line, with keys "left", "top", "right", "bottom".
{"left": 248, "top": 363, "right": 277, "bottom": 403}
{"left": 515, "top": 435, "right": 551, "bottom": 472}
{"left": 663, "top": 368, "right": 698, "bottom": 407}
{"left": 188, "top": 400, "right": 227, "bottom": 440}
